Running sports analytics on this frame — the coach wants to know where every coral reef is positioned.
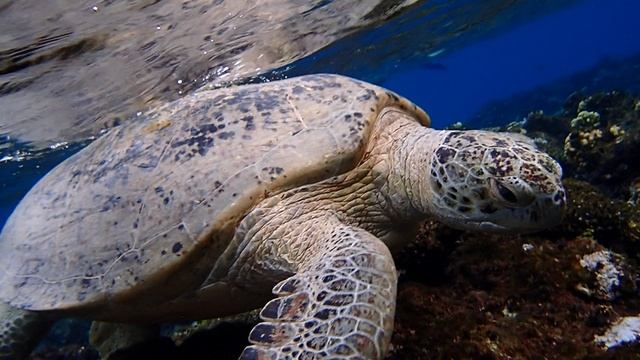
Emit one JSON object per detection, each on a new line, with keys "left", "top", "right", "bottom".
{"left": 596, "top": 316, "right": 640, "bottom": 350}
{"left": 523, "top": 91, "right": 640, "bottom": 200}
{"left": 577, "top": 249, "right": 636, "bottom": 301}
{"left": 553, "top": 179, "right": 639, "bottom": 255}
{"left": 384, "top": 201, "right": 640, "bottom": 359}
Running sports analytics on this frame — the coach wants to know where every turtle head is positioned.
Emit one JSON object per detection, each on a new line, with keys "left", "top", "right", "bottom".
{"left": 424, "top": 130, "right": 565, "bottom": 233}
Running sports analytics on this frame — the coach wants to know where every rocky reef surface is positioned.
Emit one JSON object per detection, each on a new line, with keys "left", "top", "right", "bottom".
{"left": 29, "top": 90, "right": 640, "bottom": 359}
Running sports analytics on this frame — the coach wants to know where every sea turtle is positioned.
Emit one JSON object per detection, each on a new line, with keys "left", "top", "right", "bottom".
{"left": 0, "top": 74, "right": 565, "bottom": 359}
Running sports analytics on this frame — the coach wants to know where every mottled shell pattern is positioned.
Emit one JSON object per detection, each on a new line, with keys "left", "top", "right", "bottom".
{"left": 0, "top": 74, "right": 429, "bottom": 311}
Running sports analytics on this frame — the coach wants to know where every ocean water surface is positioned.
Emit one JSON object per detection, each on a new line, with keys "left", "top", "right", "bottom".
{"left": 1, "top": 0, "right": 639, "bottom": 358}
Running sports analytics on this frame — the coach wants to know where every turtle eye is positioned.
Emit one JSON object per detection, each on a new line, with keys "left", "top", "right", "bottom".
{"left": 496, "top": 182, "right": 518, "bottom": 203}
{"left": 491, "top": 179, "right": 518, "bottom": 204}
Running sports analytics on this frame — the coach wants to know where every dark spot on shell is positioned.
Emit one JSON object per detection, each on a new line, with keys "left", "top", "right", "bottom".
{"left": 172, "top": 242, "right": 183, "bottom": 254}
{"left": 493, "top": 138, "right": 509, "bottom": 147}
{"left": 199, "top": 123, "right": 218, "bottom": 134}
{"left": 81, "top": 279, "right": 91, "bottom": 289}
{"left": 436, "top": 147, "right": 456, "bottom": 164}
{"left": 241, "top": 115, "right": 255, "bottom": 130}
{"left": 444, "top": 131, "right": 462, "bottom": 144}
{"left": 218, "top": 131, "right": 235, "bottom": 140}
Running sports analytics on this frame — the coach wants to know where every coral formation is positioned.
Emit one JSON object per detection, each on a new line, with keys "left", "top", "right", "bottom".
{"left": 553, "top": 179, "right": 640, "bottom": 252}
{"left": 577, "top": 249, "right": 636, "bottom": 301}
{"left": 524, "top": 91, "right": 640, "bottom": 199}
{"left": 595, "top": 316, "right": 640, "bottom": 350}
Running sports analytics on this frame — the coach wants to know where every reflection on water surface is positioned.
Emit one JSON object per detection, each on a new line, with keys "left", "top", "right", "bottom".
{"left": 0, "top": 0, "right": 576, "bottom": 148}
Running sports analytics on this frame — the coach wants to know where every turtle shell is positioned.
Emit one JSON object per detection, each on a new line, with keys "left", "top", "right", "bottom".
{"left": 0, "top": 74, "right": 429, "bottom": 312}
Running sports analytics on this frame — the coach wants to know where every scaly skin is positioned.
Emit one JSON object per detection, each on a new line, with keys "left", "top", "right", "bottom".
{"left": 230, "top": 109, "right": 565, "bottom": 359}
{"left": 381, "top": 111, "right": 565, "bottom": 233}
{"left": 240, "top": 215, "right": 397, "bottom": 359}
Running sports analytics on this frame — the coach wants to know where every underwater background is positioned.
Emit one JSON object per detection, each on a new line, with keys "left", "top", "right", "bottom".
{"left": 1, "top": 0, "right": 640, "bottom": 358}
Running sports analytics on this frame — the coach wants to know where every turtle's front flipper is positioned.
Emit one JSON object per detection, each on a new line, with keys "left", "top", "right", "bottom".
{"left": 239, "top": 223, "right": 397, "bottom": 360}
{"left": 0, "top": 302, "right": 54, "bottom": 360}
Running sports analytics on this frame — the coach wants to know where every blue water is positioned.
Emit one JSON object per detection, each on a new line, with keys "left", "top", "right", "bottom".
{"left": 382, "top": 0, "right": 640, "bottom": 127}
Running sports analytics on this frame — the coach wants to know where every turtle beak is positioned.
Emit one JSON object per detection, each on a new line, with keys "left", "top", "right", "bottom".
{"left": 440, "top": 215, "right": 510, "bottom": 233}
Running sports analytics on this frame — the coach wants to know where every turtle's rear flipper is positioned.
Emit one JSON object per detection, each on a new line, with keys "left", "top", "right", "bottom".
{"left": 239, "top": 223, "right": 397, "bottom": 360}
{"left": 0, "top": 301, "right": 53, "bottom": 360}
